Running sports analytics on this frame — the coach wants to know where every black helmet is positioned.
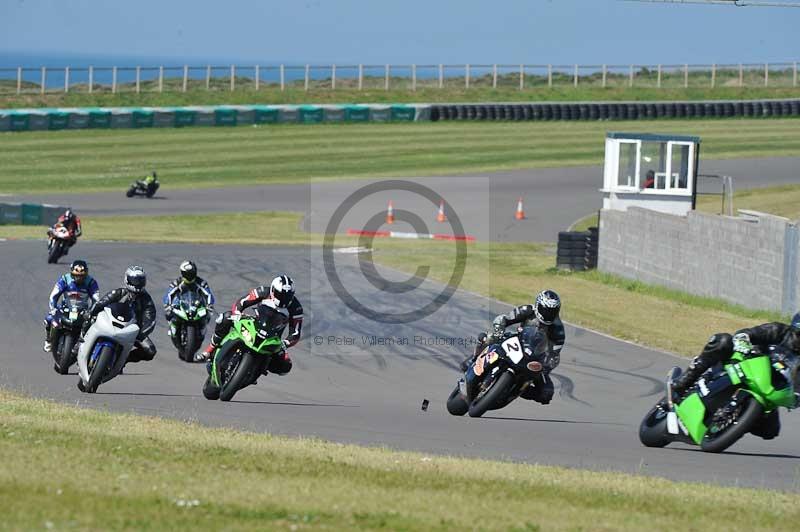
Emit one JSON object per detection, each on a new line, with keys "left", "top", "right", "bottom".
{"left": 64, "top": 208, "right": 74, "bottom": 222}
{"left": 534, "top": 289, "right": 561, "bottom": 325}
{"left": 179, "top": 260, "right": 197, "bottom": 284}
{"left": 791, "top": 312, "right": 800, "bottom": 330}
{"left": 70, "top": 260, "right": 88, "bottom": 283}
{"left": 269, "top": 274, "right": 295, "bottom": 308}
{"left": 125, "top": 266, "right": 146, "bottom": 294}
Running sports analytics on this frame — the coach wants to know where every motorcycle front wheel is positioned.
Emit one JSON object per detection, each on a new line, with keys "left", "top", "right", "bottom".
{"left": 468, "top": 371, "right": 514, "bottom": 418}
{"left": 638, "top": 401, "right": 671, "bottom": 448}
{"left": 700, "top": 394, "right": 763, "bottom": 453}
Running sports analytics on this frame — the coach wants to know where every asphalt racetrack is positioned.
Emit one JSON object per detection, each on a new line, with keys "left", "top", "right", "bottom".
{"left": 2, "top": 239, "right": 800, "bottom": 491}
{"left": 7, "top": 157, "right": 800, "bottom": 242}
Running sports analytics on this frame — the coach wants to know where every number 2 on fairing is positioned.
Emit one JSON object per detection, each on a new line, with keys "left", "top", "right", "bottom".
{"left": 502, "top": 336, "right": 523, "bottom": 363}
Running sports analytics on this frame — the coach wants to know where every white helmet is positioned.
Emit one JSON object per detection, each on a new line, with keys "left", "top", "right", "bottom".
{"left": 269, "top": 274, "right": 295, "bottom": 308}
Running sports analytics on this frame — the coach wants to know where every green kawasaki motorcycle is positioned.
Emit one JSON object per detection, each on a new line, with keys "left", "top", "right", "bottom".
{"left": 640, "top": 348, "right": 798, "bottom": 453}
{"left": 168, "top": 289, "right": 210, "bottom": 362}
{"left": 202, "top": 307, "right": 287, "bottom": 402}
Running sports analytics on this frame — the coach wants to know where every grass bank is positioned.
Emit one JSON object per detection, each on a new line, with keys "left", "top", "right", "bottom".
{"left": 1, "top": 389, "right": 797, "bottom": 531}
{"left": 2, "top": 119, "right": 800, "bottom": 194}
{"left": 3, "top": 85, "right": 800, "bottom": 109}
{"left": 0, "top": 211, "right": 781, "bottom": 356}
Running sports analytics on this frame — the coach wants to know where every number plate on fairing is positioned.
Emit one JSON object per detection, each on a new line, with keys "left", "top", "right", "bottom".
{"left": 502, "top": 336, "right": 523, "bottom": 364}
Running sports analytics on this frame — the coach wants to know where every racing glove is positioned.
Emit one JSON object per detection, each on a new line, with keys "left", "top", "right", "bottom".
{"left": 733, "top": 333, "right": 753, "bottom": 355}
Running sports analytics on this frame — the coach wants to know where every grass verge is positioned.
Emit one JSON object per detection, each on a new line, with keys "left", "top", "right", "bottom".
{"left": 1, "top": 388, "right": 798, "bottom": 531}
{"left": 2, "top": 118, "right": 800, "bottom": 194}
{"left": 1, "top": 211, "right": 783, "bottom": 356}
{"left": 697, "top": 183, "right": 800, "bottom": 220}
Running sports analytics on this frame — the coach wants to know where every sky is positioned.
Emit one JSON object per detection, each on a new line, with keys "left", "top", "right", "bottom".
{"left": 0, "top": 0, "right": 798, "bottom": 66}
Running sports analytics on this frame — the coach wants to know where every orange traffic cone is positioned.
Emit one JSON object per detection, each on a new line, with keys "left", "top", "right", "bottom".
{"left": 436, "top": 200, "right": 447, "bottom": 223}
{"left": 515, "top": 197, "right": 525, "bottom": 220}
{"left": 386, "top": 200, "right": 395, "bottom": 224}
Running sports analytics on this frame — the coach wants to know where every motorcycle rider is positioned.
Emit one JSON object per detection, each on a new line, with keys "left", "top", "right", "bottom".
{"left": 83, "top": 266, "right": 157, "bottom": 365}
{"left": 462, "top": 289, "right": 565, "bottom": 405}
{"left": 670, "top": 314, "right": 800, "bottom": 439}
{"left": 142, "top": 171, "right": 158, "bottom": 195}
{"left": 200, "top": 274, "right": 302, "bottom": 377}
{"left": 47, "top": 208, "right": 82, "bottom": 252}
{"left": 43, "top": 259, "right": 100, "bottom": 353}
{"left": 163, "top": 260, "right": 215, "bottom": 360}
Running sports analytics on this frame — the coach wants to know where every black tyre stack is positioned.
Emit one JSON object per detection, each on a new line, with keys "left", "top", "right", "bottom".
{"left": 556, "top": 227, "right": 599, "bottom": 271}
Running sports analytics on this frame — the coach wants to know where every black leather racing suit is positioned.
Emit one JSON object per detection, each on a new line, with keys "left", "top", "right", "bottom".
{"left": 675, "top": 322, "right": 800, "bottom": 439}
{"left": 88, "top": 288, "right": 158, "bottom": 363}
{"left": 469, "top": 304, "right": 566, "bottom": 405}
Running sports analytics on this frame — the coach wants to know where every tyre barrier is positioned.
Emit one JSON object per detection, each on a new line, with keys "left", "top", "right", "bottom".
{"left": 429, "top": 99, "right": 800, "bottom": 122}
{"left": 556, "top": 227, "right": 599, "bottom": 272}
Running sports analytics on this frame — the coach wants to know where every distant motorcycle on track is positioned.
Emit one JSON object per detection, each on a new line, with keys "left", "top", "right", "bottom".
{"left": 47, "top": 224, "right": 75, "bottom": 264}
{"left": 126, "top": 172, "right": 160, "bottom": 198}
{"left": 167, "top": 289, "right": 211, "bottom": 362}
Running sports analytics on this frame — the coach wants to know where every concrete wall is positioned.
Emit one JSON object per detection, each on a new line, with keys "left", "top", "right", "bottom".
{"left": 598, "top": 207, "right": 797, "bottom": 314}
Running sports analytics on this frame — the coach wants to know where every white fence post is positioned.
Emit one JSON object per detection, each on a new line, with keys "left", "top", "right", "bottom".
{"left": 492, "top": 64, "right": 497, "bottom": 89}
{"left": 602, "top": 64, "right": 607, "bottom": 88}
{"left": 230, "top": 65, "right": 236, "bottom": 92}
{"left": 657, "top": 64, "right": 661, "bottom": 88}
{"left": 547, "top": 64, "right": 552, "bottom": 88}
{"left": 89, "top": 66, "right": 93, "bottom": 93}
{"left": 205, "top": 65, "right": 211, "bottom": 90}
{"left": 794, "top": 62, "right": 798, "bottom": 87}
{"left": 64, "top": 66, "right": 69, "bottom": 93}
{"left": 40, "top": 66, "right": 46, "bottom": 94}
{"left": 465, "top": 64, "right": 470, "bottom": 89}
{"left": 519, "top": 64, "right": 524, "bottom": 90}
{"left": 182, "top": 65, "right": 188, "bottom": 92}
{"left": 385, "top": 64, "right": 390, "bottom": 91}
{"left": 280, "top": 64, "right": 285, "bottom": 91}
{"left": 739, "top": 63, "right": 743, "bottom": 87}
{"left": 412, "top": 64, "right": 416, "bottom": 91}
{"left": 304, "top": 64, "right": 310, "bottom": 91}
{"left": 629, "top": 65, "right": 634, "bottom": 88}
{"left": 438, "top": 64, "right": 443, "bottom": 88}
{"left": 332, "top": 64, "right": 336, "bottom": 90}
{"left": 255, "top": 65, "right": 260, "bottom": 91}
{"left": 711, "top": 64, "right": 716, "bottom": 88}
{"left": 573, "top": 64, "right": 578, "bottom": 87}
{"left": 158, "top": 66, "right": 163, "bottom": 92}
{"left": 764, "top": 62, "right": 769, "bottom": 87}
{"left": 112, "top": 66, "right": 118, "bottom": 93}
{"left": 684, "top": 64, "right": 688, "bottom": 88}
{"left": 358, "top": 64, "right": 363, "bottom": 90}
{"left": 134, "top": 66, "right": 140, "bottom": 93}
{"left": 16, "top": 67, "right": 22, "bottom": 94}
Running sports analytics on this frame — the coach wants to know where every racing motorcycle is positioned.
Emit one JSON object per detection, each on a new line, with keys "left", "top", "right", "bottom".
{"left": 77, "top": 303, "right": 140, "bottom": 393}
{"left": 447, "top": 327, "right": 550, "bottom": 418}
{"left": 639, "top": 347, "right": 799, "bottom": 453}
{"left": 50, "top": 291, "right": 92, "bottom": 374}
{"left": 168, "top": 289, "right": 210, "bottom": 362}
{"left": 126, "top": 177, "right": 159, "bottom": 198}
{"left": 47, "top": 224, "right": 74, "bottom": 264}
{"left": 203, "top": 307, "right": 287, "bottom": 402}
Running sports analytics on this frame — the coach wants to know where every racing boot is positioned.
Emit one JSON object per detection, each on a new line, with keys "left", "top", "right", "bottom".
{"left": 199, "top": 341, "right": 216, "bottom": 363}
{"left": 670, "top": 356, "right": 710, "bottom": 400}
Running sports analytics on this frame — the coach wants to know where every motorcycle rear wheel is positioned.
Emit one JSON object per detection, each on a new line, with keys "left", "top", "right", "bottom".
{"left": 468, "top": 371, "right": 514, "bottom": 418}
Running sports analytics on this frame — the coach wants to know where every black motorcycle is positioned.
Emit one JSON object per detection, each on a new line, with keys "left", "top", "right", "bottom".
{"left": 447, "top": 327, "right": 550, "bottom": 418}
{"left": 50, "top": 291, "right": 92, "bottom": 374}
{"left": 126, "top": 176, "right": 159, "bottom": 198}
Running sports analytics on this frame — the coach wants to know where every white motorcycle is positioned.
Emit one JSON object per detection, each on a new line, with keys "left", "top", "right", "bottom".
{"left": 77, "top": 303, "right": 139, "bottom": 393}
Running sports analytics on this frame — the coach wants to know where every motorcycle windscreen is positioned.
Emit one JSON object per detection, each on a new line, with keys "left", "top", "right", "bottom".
{"left": 255, "top": 306, "right": 289, "bottom": 337}
{"left": 106, "top": 302, "right": 135, "bottom": 323}
{"left": 520, "top": 327, "right": 547, "bottom": 357}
